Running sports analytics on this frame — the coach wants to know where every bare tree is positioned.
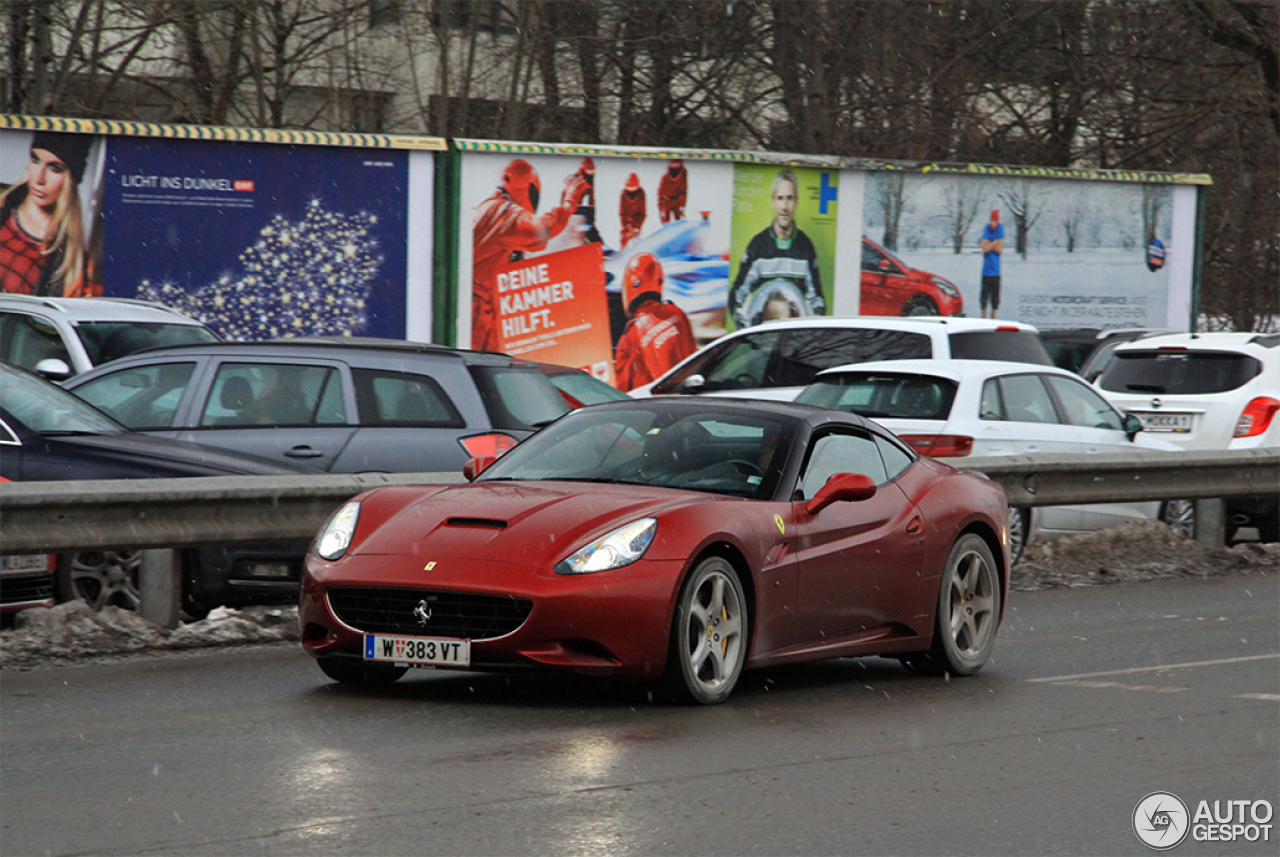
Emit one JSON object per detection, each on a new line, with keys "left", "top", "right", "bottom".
{"left": 998, "top": 179, "right": 1047, "bottom": 258}
{"left": 942, "top": 179, "right": 983, "bottom": 254}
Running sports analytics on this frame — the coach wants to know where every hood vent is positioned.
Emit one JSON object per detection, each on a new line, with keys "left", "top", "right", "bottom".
{"left": 445, "top": 517, "right": 508, "bottom": 530}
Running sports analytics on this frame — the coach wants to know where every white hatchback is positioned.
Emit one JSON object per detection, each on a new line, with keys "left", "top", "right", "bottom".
{"left": 1096, "top": 332, "right": 1279, "bottom": 541}
{"left": 629, "top": 316, "right": 1053, "bottom": 401}
{"left": 795, "top": 359, "right": 1182, "bottom": 562}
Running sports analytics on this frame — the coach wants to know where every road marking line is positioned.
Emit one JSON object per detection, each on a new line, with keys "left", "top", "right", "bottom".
{"left": 1234, "top": 693, "right": 1280, "bottom": 701}
{"left": 1051, "top": 680, "right": 1188, "bottom": 693}
{"left": 1028, "top": 652, "right": 1280, "bottom": 683}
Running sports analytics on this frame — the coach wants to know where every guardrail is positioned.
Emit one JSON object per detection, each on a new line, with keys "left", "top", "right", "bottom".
{"left": 2, "top": 449, "right": 1276, "bottom": 626}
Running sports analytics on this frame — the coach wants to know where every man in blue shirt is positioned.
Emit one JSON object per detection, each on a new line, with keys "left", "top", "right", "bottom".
{"left": 980, "top": 209, "right": 1004, "bottom": 319}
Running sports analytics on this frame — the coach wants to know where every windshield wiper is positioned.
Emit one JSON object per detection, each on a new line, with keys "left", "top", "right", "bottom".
{"left": 1124, "top": 384, "right": 1166, "bottom": 393}
{"left": 38, "top": 429, "right": 115, "bottom": 437}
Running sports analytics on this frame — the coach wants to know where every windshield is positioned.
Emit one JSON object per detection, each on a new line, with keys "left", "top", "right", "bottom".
{"left": 797, "top": 373, "right": 957, "bottom": 420}
{"left": 548, "top": 371, "right": 630, "bottom": 405}
{"left": 478, "top": 405, "right": 798, "bottom": 499}
{"left": 0, "top": 366, "right": 125, "bottom": 434}
{"left": 949, "top": 330, "right": 1053, "bottom": 365}
{"left": 77, "top": 322, "right": 218, "bottom": 365}
{"left": 469, "top": 365, "right": 572, "bottom": 429}
{"left": 1099, "top": 351, "right": 1262, "bottom": 394}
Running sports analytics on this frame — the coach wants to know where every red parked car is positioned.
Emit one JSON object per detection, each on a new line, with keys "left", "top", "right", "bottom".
{"left": 300, "top": 398, "right": 1009, "bottom": 704}
{"left": 860, "top": 236, "right": 964, "bottom": 317}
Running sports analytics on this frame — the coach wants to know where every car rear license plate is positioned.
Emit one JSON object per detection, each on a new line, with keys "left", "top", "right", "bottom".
{"left": 1133, "top": 412, "right": 1192, "bottom": 432}
{"left": 364, "top": 634, "right": 470, "bottom": 667}
{"left": 2, "top": 554, "right": 49, "bottom": 573}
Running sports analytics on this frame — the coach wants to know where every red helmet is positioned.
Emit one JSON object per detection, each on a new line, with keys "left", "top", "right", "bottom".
{"left": 502, "top": 159, "right": 541, "bottom": 212}
{"left": 625, "top": 172, "right": 641, "bottom": 191}
{"left": 622, "top": 252, "right": 663, "bottom": 313}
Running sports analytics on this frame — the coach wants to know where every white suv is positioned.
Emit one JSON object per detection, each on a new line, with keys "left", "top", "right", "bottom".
{"left": 0, "top": 294, "right": 217, "bottom": 381}
{"left": 630, "top": 316, "right": 1053, "bottom": 400}
{"left": 1097, "top": 332, "right": 1279, "bottom": 541}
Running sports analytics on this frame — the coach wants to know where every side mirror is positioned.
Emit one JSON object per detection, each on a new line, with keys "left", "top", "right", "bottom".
{"left": 34, "top": 358, "right": 73, "bottom": 382}
{"left": 1122, "top": 414, "right": 1143, "bottom": 441}
{"left": 879, "top": 258, "right": 892, "bottom": 272}
{"left": 463, "top": 455, "right": 497, "bottom": 481}
{"left": 678, "top": 373, "right": 706, "bottom": 394}
{"left": 804, "top": 472, "right": 877, "bottom": 515}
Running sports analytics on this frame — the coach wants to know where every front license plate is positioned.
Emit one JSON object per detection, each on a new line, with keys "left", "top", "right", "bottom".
{"left": 364, "top": 634, "right": 470, "bottom": 668}
{"left": 1133, "top": 412, "right": 1192, "bottom": 432}
{"left": 2, "top": 554, "right": 49, "bottom": 573}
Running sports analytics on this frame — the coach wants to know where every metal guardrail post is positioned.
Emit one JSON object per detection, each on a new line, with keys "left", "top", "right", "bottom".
{"left": 139, "top": 549, "right": 180, "bottom": 630}
{"left": 1195, "top": 499, "right": 1226, "bottom": 547}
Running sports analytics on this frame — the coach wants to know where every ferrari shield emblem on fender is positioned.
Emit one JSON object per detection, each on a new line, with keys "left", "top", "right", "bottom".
{"left": 423, "top": 561, "right": 437, "bottom": 571}
{"left": 773, "top": 514, "right": 785, "bottom": 535}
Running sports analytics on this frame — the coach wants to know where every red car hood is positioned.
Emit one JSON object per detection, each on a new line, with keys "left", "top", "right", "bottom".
{"left": 352, "top": 480, "right": 723, "bottom": 566}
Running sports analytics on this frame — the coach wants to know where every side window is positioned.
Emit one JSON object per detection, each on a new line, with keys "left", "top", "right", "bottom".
{"left": 351, "top": 369, "right": 464, "bottom": 428}
{"left": 861, "top": 241, "right": 884, "bottom": 272}
{"left": 875, "top": 434, "right": 914, "bottom": 481}
{"left": 200, "top": 363, "right": 346, "bottom": 427}
{"left": 771, "top": 329, "right": 932, "bottom": 387}
{"left": 1044, "top": 374, "right": 1124, "bottom": 430}
{"left": 799, "top": 432, "right": 889, "bottom": 499}
{"left": 701, "top": 333, "right": 779, "bottom": 390}
{"left": 0, "top": 312, "right": 71, "bottom": 372}
{"left": 980, "top": 378, "right": 1004, "bottom": 420}
{"left": 72, "top": 363, "right": 196, "bottom": 429}
{"left": 996, "top": 374, "right": 1057, "bottom": 424}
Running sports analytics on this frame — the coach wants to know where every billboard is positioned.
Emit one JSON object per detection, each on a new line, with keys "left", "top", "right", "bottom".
{"left": 1, "top": 118, "right": 441, "bottom": 341}
{"left": 728, "top": 164, "right": 839, "bottom": 331}
{"left": 861, "top": 171, "right": 1196, "bottom": 330}
{"left": 460, "top": 149, "right": 735, "bottom": 388}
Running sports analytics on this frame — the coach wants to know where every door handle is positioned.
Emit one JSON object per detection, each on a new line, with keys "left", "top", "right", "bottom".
{"left": 906, "top": 516, "right": 922, "bottom": 535}
{"left": 284, "top": 446, "right": 325, "bottom": 458}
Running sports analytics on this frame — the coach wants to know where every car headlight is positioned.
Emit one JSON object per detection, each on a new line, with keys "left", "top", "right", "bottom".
{"left": 555, "top": 518, "right": 657, "bottom": 575}
{"left": 933, "top": 277, "right": 960, "bottom": 298}
{"left": 316, "top": 501, "right": 361, "bottom": 560}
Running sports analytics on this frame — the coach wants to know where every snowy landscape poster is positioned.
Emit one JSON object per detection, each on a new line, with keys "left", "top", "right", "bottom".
{"left": 861, "top": 172, "right": 1193, "bottom": 330}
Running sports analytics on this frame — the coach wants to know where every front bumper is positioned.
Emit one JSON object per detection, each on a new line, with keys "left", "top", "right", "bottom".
{"left": 299, "top": 551, "right": 686, "bottom": 679}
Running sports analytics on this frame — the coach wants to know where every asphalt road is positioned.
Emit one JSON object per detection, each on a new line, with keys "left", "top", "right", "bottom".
{"left": 2, "top": 574, "right": 1276, "bottom": 857}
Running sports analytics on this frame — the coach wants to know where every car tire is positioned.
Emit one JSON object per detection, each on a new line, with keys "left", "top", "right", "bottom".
{"left": 901, "top": 295, "right": 939, "bottom": 317}
{"left": 904, "top": 534, "right": 1000, "bottom": 677}
{"left": 316, "top": 656, "right": 407, "bottom": 686}
{"left": 56, "top": 550, "right": 142, "bottom": 611}
{"left": 663, "top": 556, "right": 749, "bottom": 705}
{"left": 1007, "top": 508, "right": 1029, "bottom": 566}
{"left": 1160, "top": 499, "right": 1196, "bottom": 540}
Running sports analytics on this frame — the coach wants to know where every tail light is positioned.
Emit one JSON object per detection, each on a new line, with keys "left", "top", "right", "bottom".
{"left": 898, "top": 434, "right": 974, "bottom": 458}
{"left": 1234, "top": 397, "right": 1280, "bottom": 438}
{"left": 459, "top": 433, "right": 518, "bottom": 458}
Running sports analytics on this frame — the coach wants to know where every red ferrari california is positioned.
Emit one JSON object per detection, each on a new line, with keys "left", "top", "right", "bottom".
{"left": 300, "top": 398, "right": 1009, "bottom": 704}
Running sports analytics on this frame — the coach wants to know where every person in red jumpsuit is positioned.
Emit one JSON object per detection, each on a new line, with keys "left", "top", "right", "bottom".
{"left": 657, "top": 158, "right": 687, "bottom": 223}
{"left": 613, "top": 252, "right": 697, "bottom": 392}
{"left": 618, "top": 173, "right": 646, "bottom": 249}
{"left": 471, "top": 159, "right": 588, "bottom": 351}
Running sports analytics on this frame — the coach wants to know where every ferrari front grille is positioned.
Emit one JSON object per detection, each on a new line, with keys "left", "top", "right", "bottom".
{"left": 326, "top": 587, "right": 532, "bottom": 639}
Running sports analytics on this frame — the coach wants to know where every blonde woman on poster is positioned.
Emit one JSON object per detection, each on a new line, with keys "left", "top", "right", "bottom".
{"left": 1, "top": 131, "right": 100, "bottom": 297}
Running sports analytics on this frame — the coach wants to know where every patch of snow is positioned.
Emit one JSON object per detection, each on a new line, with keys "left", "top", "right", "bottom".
{"left": 1, "top": 601, "right": 297, "bottom": 671}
